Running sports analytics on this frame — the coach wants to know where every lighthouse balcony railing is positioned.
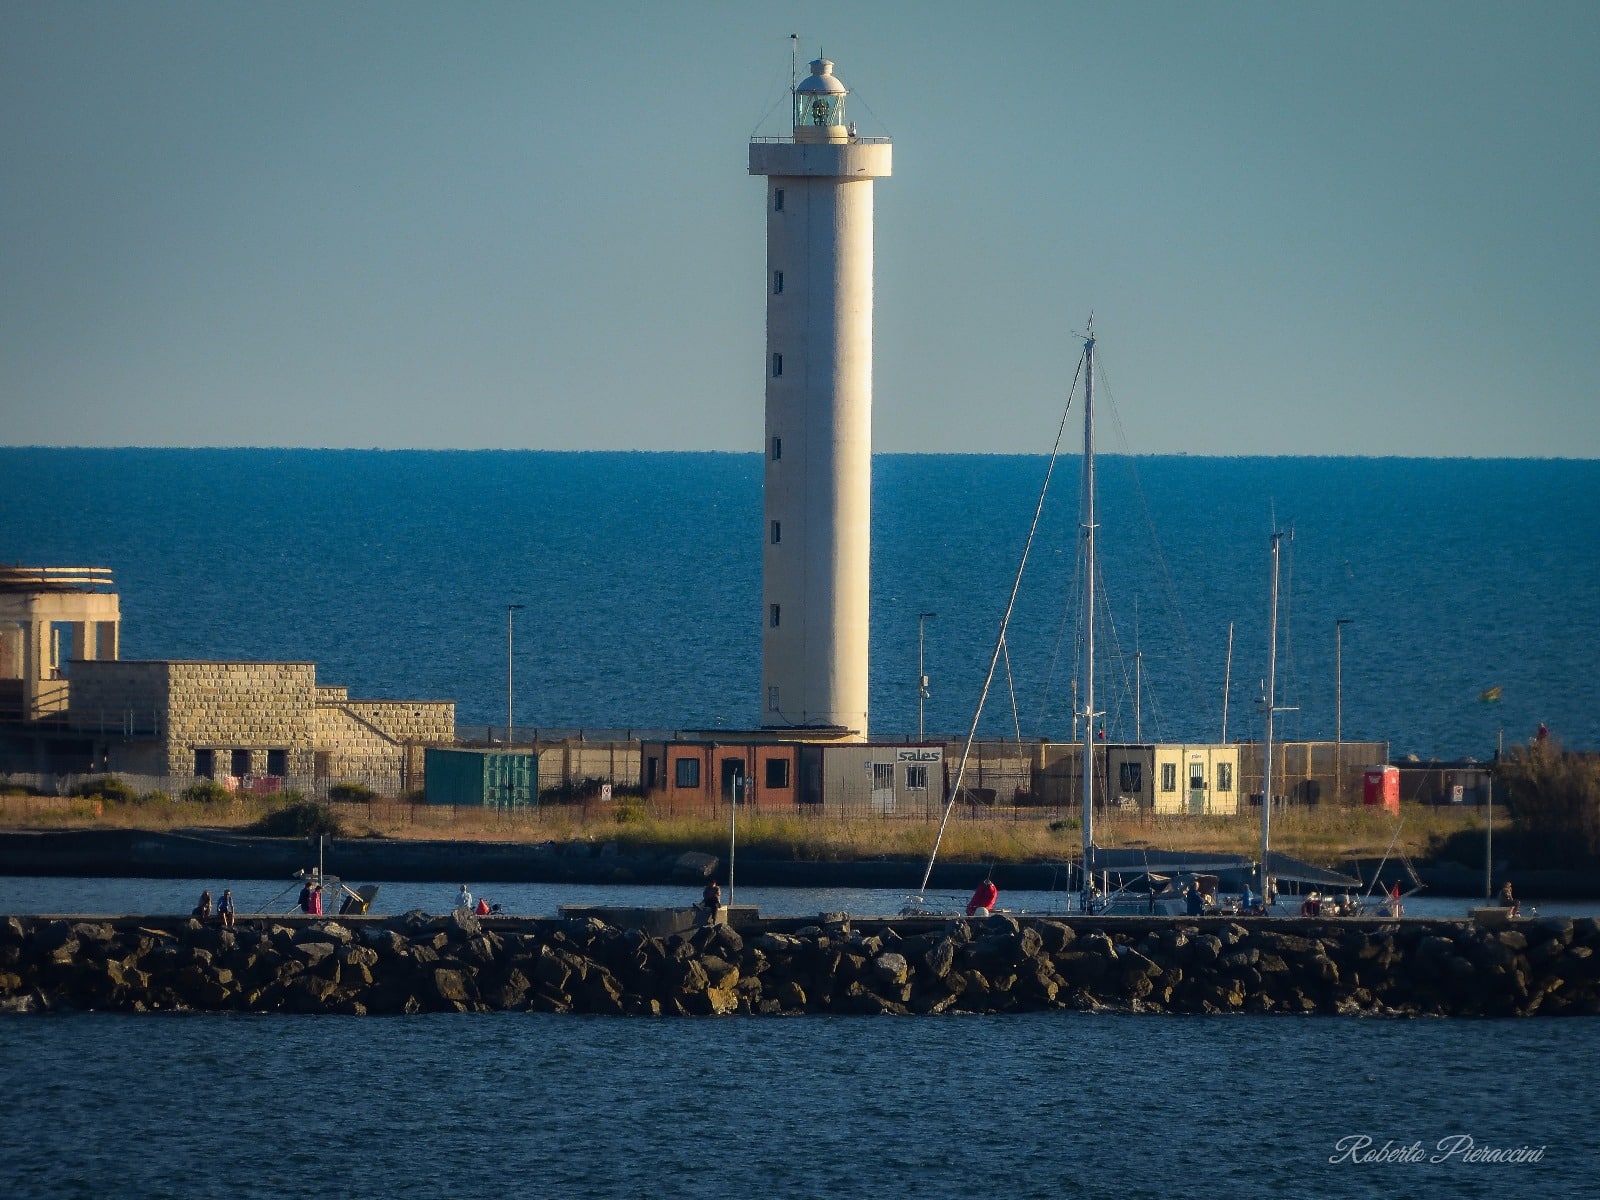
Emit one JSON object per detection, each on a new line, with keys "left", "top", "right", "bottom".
{"left": 749, "top": 135, "right": 891, "bottom": 145}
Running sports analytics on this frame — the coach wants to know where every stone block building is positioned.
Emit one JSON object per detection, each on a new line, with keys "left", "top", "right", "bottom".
{"left": 66, "top": 660, "right": 453, "bottom": 790}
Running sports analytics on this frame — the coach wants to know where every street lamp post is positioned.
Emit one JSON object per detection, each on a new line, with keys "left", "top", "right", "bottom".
{"left": 1335, "top": 618, "right": 1352, "bottom": 801}
{"left": 507, "top": 604, "right": 525, "bottom": 745}
{"left": 917, "top": 612, "right": 936, "bottom": 741}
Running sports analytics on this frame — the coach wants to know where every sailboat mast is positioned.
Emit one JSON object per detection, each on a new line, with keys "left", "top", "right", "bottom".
{"left": 1081, "top": 326, "right": 1097, "bottom": 902}
{"left": 1261, "top": 532, "right": 1283, "bottom": 900}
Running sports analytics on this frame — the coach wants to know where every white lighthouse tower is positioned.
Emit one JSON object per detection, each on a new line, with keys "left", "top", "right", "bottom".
{"left": 750, "top": 56, "right": 891, "bottom": 739}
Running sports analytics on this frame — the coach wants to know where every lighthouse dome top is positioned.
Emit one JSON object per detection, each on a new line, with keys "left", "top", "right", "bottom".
{"left": 795, "top": 59, "right": 847, "bottom": 96}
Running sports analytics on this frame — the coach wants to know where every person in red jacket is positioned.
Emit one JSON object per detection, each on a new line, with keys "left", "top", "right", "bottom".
{"left": 967, "top": 878, "right": 999, "bottom": 916}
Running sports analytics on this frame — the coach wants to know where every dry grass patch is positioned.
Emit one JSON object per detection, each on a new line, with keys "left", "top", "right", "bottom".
{"left": 0, "top": 789, "right": 1503, "bottom": 869}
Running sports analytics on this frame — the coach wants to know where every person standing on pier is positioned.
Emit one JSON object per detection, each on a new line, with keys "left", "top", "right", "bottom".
{"left": 217, "top": 889, "right": 235, "bottom": 927}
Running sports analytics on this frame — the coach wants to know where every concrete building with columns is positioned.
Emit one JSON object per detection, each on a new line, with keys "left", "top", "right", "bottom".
{"left": 0, "top": 566, "right": 119, "bottom": 723}
{"left": 750, "top": 56, "right": 890, "bottom": 741}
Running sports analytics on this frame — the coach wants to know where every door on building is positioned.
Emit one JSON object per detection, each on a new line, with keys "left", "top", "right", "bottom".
{"left": 871, "top": 761, "right": 896, "bottom": 814}
{"left": 1189, "top": 760, "right": 1206, "bottom": 814}
{"left": 721, "top": 758, "right": 745, "bottom": 805}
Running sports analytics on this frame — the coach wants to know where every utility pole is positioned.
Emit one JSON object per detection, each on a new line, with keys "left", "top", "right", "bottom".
{"left": 1335, "top": 617, "right": 1352, "bottom": 801}
{"left": 917, "top": 612, "right": 936, "bottom": 741}
{"left": 1488, "top": 726, "right": 1502, "bottom": 899}
{"left": 506, "top": 604, "right": 525, "bottom": 745}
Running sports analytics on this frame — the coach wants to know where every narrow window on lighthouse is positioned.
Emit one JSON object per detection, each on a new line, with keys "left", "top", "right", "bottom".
{"left": 773, "top": 270, "right": 784, "bottom": 294}
{"left": 772, "top": 352, "right": 783, "bottom": 377}
{"left": 768, "top": 687, "right": 780, "bottom": 712}
{"left": 771, "top": 436, "right": 782, "bottom": 461}
{"left": 773, "top": 188, "right": 784, "bottom": 212}
{"left": 771, "top": 521, "right": 781, "bottom": 544}
{"left": 770, "top": 604, "right": 781, "bottom": 628}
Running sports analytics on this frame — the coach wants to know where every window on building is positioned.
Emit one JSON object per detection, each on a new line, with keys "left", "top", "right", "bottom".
{"left": 768, "top": 686, "right": 780, "bottom": 712}
{"left": 873, "top": 763, "right": 895, "bottom": 790}
{"left": 765, "top": 757, "right": 790, "bottom": 788}
{"left": 231, "top": 748, "right": 250, "bottom": 778}
{"left": 1119, "top": 761, "right": 1143, "bottom": 793}
{"left": 266, "top": 748, "right": 287, "bottom": 777}
{"left": 770, "top": 604, "right": 780, "bottom": 628}
{"left": 645, "top": 756, "right": 660, "bottom": 788}
{"left": 771, "top": 520, "right": 781, "bottom": 544}
{"left": 772, "top": 352, "right": 783, "bottom": 377}
{"left": 1161, "top": 762, "right": 1177, "bottom": 792}
{"left": 675, "top": 758, "right": 701, "bottom": 788}
{"left": 906, "top": 764, "right": 928, "bottom": 790}
{"left": 773, "top": 270, "right": 784, "bottom": 294}
{"left": 771, "top": 436, "right": 782, "bottom": 461}
{"left": 194, "top": 748, "right": 215, "bottom": 779}
{"left": 1218, "top": 762, "right": 1233, "bottom": 791}
{"left": 774, "top": 188, "right": 784, "bottom": 211}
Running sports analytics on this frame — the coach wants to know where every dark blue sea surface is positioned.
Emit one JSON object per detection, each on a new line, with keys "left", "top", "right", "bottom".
{"left": 2, "top": 448, "right": 1596, "bottom": 756}
{"left": 2, "top": 1010, "right": 1595, "bottom": 1199}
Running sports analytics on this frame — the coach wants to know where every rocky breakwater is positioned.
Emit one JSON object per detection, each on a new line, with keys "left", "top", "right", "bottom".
{"left": 2, "top": 912, "right": 1599, "bottom": 1017}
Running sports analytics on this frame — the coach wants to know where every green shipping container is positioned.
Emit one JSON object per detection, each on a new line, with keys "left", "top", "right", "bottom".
{"left": 424, "top": 748, "right": 538, "bottom": 808}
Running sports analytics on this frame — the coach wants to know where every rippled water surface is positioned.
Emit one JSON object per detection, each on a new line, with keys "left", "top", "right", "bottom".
{"left": 6, "top": 876, "right": 1600, "bottom": 921}
{"left": 2, "top": 1011, "right": 1596, "bottom": 1199}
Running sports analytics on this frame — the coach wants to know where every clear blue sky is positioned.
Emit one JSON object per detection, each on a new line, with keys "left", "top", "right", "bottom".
{"left": 3, "top": 1, "right": 1596, "bottom": 456}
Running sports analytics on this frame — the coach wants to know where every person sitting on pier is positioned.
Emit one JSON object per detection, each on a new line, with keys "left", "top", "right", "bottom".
{"left": 1300, "top": 892, "right": 1322, "bottom": 917}
{"left": 701, "top": 880, "right": 723, "bottom": 911}
{"left": 193, "top": 890, "right": 213, "bottom": 921}
{"left": 217, "top": 889, "right": 235, "bottom": 928}
{"left": 1498, "top": 881, "right": 1520, "bottom": 917}
{"left": 966, "top": 877, "right": 999, "bottom": 917}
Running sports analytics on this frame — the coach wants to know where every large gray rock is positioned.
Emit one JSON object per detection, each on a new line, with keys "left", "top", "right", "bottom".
{"left": 1034, "top": 921, "right": 1075, "bottom": 954}
{"left": 871, "top": 952, "right": 910, "bottom": 988}
{"left": 431, "top": 968, "right": 472, "bottom": 1005}
{"left": 446, "top": 910, "right": 482, "bottom": 939}
{"left": 923, "top": 938, "right": 957, "bottom": 979}
{"left": 294, "top": 942, "right": 338, "bottom": 970}
{"left": 700, "top": 955, "right": 740, "bottom": 991}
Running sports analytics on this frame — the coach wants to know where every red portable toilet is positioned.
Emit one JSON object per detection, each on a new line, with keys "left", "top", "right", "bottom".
{"left": 1363, "top": 765, "right": 1400, "bottom": 813}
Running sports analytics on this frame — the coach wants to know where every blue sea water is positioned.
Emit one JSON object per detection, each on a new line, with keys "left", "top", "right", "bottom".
{"left": 6, "top": 876, "right": 1600, "bottom": 923}
{"left": 2, "top": 1009, "right": 1596, "bottom": 1199}
{"left": 2, "top": 448, "right": 1596, "bottom": 757}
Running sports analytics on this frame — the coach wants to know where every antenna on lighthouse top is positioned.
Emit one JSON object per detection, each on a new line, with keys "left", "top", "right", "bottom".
{"left": 790, "top": 34, "right": 798, "bottom": 95}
